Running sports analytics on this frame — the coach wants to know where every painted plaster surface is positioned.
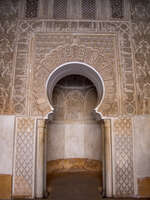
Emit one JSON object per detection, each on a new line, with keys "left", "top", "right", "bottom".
{"left": 84, "top": 123, "right": 102, "bottom": 160}
{"left": 47, "top": 121, "right": 102, "bottom": 161}
{"left": 47, "top": 123, "right": 65, "bottom": 160}
{"left": 65, "top": 123, "right": 85, "bottom": 158}
{"left": 0, "top": 115, "right": 14, "bottom": 174}
{"left": 133, "top": 116, "right": 150, "bottom": 178}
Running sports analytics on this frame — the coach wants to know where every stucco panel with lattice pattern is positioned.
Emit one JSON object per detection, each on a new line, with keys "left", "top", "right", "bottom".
{"left": 112, "top": 117, "right": 134, "bottom": 196}
{"left": 13, "top": 117, "right": 36, "bottom": 197}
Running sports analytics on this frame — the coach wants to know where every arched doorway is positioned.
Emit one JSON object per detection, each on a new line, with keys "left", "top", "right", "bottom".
{"left": 45, "top": 62, "right": 105, "bottom": 199}
{"left": 46, "top": 62, "right": 104, "bottom": 110}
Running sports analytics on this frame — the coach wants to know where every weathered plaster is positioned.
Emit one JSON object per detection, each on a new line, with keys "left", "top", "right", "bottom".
{"left": 133, "top": 116, "right": 150, "bottom": 178}
{"left": 47, "top": 121, "right": 102, "bottom": 161}
{"left": 0, "top": 115, "right": 14, "bottom": 174}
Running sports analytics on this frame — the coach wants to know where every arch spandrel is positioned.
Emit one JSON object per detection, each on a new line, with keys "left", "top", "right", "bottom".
{"left": 31, "top": 45, "right": 119, "bottom": 117}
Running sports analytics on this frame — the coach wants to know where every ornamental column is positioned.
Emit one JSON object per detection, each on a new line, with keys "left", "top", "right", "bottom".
{"left": 35, "top": 119, "right": 46, "bottom": 198}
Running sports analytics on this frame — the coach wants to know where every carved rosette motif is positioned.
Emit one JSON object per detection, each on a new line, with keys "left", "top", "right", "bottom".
{"left": 112, "top": 117, "right": 134, "bottom": 196}
{"left": 13, "top": 117, "right": 36, "bottom": 197}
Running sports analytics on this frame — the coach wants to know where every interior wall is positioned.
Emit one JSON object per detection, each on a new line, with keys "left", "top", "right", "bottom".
{"left": 47, "top": 122, "right": 102, "bottom": 161}
{"left": 133, "top": 116, "right": 150, "bottom": 197}
{"left": 0, "top": 0, "right": 150, "bottom": 199}
{"left": 46, "top": 74, "right": 103, "bottom": 195}
{"left": 47, "top": 75, "right": 102, "bottom": 162}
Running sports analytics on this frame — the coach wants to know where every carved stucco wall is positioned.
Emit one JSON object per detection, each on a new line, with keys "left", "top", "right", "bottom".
{"left": 31, "top": 33, "right": 119, "bottom": 116}
{"left": 11, "top": 22, "right": 135, "bottom": 197}
{"left": 131, "top": 0, "right": 150, "bottom": 115}
{"left": 0, "top": 5, "right": 149, "bottom": 115}
{"left": 131, "top": 1, "right": 150, "bottom": 197}
{"left": 0, "top": 0, "right": 139, "bottom": 117}
{"left": 10, "top": 20, "right": 136, "bottom": 117}
{"left": 0, "top": 0, "right": 18, "bottom": 114}
{"left": 10, "top": 17, "right": 136, "bottom": 197}
{"left": 0, "top": 1, "right": 138, "bottom": 117}
{"left": 0, "top": 0, "right": 150, "bottom": 198}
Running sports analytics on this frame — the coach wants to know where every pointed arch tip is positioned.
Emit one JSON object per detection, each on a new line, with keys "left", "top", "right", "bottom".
{"left": 46, "top": 62, "right": 105, "bottom": 110}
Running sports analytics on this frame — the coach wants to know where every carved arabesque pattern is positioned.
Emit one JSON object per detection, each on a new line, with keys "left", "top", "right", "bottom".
{"left": 132, "top": 23, "right": 150, "bottom": 114}
{"left": 12, "top": 20, "right": 136, "bottom": 117}
{"left": 0, "top": 0, "right": 18, "bottom": 114}
{"left": 32, "top": 39, "right": 118, "bottom": 117}
{"left": 131, "top": 1, "right": 150, "bottom": 114}
{"left": 101, "top": 22, "right": 136, "bottom": 115}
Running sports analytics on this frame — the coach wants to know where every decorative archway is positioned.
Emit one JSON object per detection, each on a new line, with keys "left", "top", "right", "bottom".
{"left": 46, "top": 62, "right": 105, "bottom": 111}
{"left": 46, "top": 62, "right": 104, "bottom": 197}
{"left": 31, "top": 44, "right": 118, "bottom": 117}
{"left": 35, "top": 62, "right": 112, "bottom": 199}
